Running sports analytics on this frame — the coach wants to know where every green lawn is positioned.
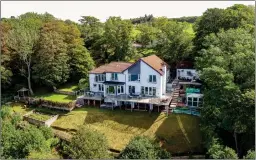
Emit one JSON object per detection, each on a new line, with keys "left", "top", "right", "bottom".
{"left": 34, "top": 93, "right": 76, "bottom": 103}
{"left": 52, "top": 107, "right": 203, "bottom": 153}
{"left": 27, "top": 112, "right": 52, "bottom": 121}
{"left": 10, "top": 102, "right": 33, "bottom": 115}
{"left": 58, "top": 83, "right": 79, "bottom": 92}
{"left": 10, "top": 103, "right": 203, "bottom": 154}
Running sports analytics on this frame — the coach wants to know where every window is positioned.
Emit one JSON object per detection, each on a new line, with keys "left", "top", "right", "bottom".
{"left": 111, "top": 73, "right": 118, "bottom": 80}
{"left": 129, "top": 74, "right": 140, "bottom": 82}
{"left": 143, "top": 86, "right": 156, "bottom": 96}
{"left": 95, "top": 74, "right": 105, "bottom": 82}
{"left": 153, "top": 87, "right": 156, "bottom": 96}
{"left": 121, "top": 86, "right": 124, "bottom": 93}
{"left": 98, "top": 84, "right": 104, "bottom": 92}
{"left": 141, "top": 86, "right": 144, "bottom": 94}
{"left": 187, "top": 97, "right": 202, "bottom": 107}
{"left": 93, "top": 84, "right": 97, "bottom": 88}
{"left": 149, "top": 75, "right": 156, "bottom": 83}
{"left": 129, "top": 86, "right": 135, "bottom": 94}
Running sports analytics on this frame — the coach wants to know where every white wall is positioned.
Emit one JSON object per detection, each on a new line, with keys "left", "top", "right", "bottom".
{"left": 125, "top": 61, "right": 163, "bottom": 97}
{"left": 177, "top": 69, "right": 199, "bottom": 80}
{"left": 89, "top": 74, "right": 104, "bottom": 93}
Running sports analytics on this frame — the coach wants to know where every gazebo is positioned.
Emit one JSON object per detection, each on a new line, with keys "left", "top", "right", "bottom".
{"left": 17, "top": 87, "right": 29, "bottom": 98}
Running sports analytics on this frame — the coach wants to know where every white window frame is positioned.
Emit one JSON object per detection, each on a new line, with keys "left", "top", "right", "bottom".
{"left": 149, "top": 75, "right": 157, "bottom": 83}
{"left": 128, "top": 74, "right": 140, "bottom": 82}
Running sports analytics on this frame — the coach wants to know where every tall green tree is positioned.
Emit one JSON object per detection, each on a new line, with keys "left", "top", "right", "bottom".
{"left": 196, "top": 28, "right": 255, "bottom": 157}
{"left": 153, "top": 17, "right": 194, "bottom": 67}
{"left": 79, "top": 16, "right": 104, "bottom": 49}
{"left": 32, "top": 22, "right": 69, "bottom": 87}
{"left": 0, "top": 22, "right": 13, "bottom": 88}
{"left": 92, "top": 17, "right": 134, "bottom": 64}
{"left": 194, "top": 4, "right": 254, "bottom": 52}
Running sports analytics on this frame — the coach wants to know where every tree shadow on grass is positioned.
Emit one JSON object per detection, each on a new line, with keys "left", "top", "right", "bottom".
{"left": 155, "top": 114, "right": 203, "bottom": 154}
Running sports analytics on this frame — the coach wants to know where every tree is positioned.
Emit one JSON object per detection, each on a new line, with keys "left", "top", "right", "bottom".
{"left": 119, "top": 136, "right": 171, "bottom": 159}
{"left": 68, "top": 45, "right": 95, "bottom": 81}
{"left": 195, "top": 28, "right": 255, "bottom": 157}
{"left": 32, "top": 21, "right": 69, "bottom": 87}
{"left": 66, "top": 126, "right": 109, "bottom": 159}
{"left": 79, "top": 16, "right": 104, "bottom": 49}
{"left": 0, "top": 22, "right": 13, "bottom": 88}
{"left": 7, "top": 20, "right": 39, "bottom": 95}
{"left": 153, "top": 17, "right": 194, "bottom": 67}
{"left": 194, "top": 4, "right": 254, "bottom": 52}
{"left": 92, "top": 17, "right": 135, "bottom": 63}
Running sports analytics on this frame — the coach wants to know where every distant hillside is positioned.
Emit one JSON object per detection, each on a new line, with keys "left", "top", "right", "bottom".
{"left": 170, "top": 16, "right": 198, "bottom": 23}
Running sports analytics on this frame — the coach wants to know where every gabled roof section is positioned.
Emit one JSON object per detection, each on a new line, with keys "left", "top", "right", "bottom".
{"left": 89, "top": 62, "right": 133, "bottom": 74}
{"left": 140, "top": 55, "right": 169, "bottom": 75}
{"left": 122, "top": 54, "right": 169, "bottom": 75}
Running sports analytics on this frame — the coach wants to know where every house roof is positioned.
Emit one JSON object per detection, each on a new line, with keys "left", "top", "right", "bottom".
{"left": 89, "top": 62, "right": 133, "bottom": 74}
{"left": 140, "top": 55, "right": 169, "bottom": 75}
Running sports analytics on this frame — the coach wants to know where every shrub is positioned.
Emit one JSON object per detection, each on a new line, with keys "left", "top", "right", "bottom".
{"left": 119, "top": 136, "right": 171, "bottom": 159}
{"left": 39, "top": 126, "right": 54, "bottom": 140}
{"left": 207, "top": 140, "right": 238, "bottom": 159}
{"left": 11, "top": 113, "right": 22, "bottom": 126}
{"left": 1, "top": 106, "right": 12, "bottom": 120}
{"left": 78, "top": 78, "right": 88, "bottom": 89}
{"left": 66, "top": 125, "right": 110, "bottom": 159}
{"left": 244, "top": 149, "right": 255, "bottom": 159}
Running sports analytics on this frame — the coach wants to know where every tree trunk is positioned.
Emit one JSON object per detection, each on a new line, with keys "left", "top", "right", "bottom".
{"left": 27, "top": 63, "right": 34, "bottom": 95}
{"left": 234, "top": 131, "right": 239, "bottom": 157}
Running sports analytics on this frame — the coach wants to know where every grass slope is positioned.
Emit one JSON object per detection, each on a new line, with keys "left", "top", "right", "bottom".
{"left": 52, "top": 107, "right": 203, "bottom": 153}
{"left": 34, "top": 93, "right": 76, "bottom": 103}
{"left": 58, "top": 83, "right": 78, "bottom": 92}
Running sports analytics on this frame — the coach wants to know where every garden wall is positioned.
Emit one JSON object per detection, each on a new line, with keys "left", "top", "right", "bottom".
{"left": 23, "top": 110, "right": 59, "bottom": 127}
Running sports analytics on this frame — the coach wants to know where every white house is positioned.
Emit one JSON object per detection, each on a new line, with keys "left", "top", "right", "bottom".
{"left": 88, "top": 55, "right": 170, "bottom": 98}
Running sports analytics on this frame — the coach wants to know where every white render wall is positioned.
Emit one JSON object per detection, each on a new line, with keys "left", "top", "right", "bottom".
{"left": 89, "top": 61, "right": 167, "bottom": 97}
{"left": 125, "top": 61, "right": 163, "bottom": 97}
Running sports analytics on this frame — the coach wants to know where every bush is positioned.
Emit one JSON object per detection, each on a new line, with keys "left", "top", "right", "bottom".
{"left": 66, "top": 125, "right": 110, "bottom": 159}
{"left": 244, "top": 149, "right": 255, "bottom": 159}
{"left": 119, "top": 136, "right": 171, "bottom": 159}
{"left": 1, "top": 106, "right": 12, "bottom": 120}
{"left": 78, "top": 78, "right": 88, "bottom": 89}
{"left": 39, "top": 126, "right": 54, "bottom": 140}
{"left": 11, "top": 113, "right": 22, "bottom": 126}
{"left": 207, "top": 140, "right": 238, "bottom": 159}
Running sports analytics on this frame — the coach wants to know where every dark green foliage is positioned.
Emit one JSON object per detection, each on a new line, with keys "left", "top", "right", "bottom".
{"left": 1, "top": 112, "right": 58, "bottom": 159}
{"left": 119, "top": 136, "right": 171, "bottom": 159}
{"left": 65, "top": 126, "right": 110, "bottom": 159}
{"left": 130, "top": 14, "right": 154, "bottom": 24}
{"left": 69, "top": 45, "right": 95, "bottom": 81}
{"left": 170, "top": 16, "right": 198, "bottom": 23}
{"left": 244, "top": 149, "right": 255, "bottom": 159}
{"left": 196, "top": 28, "right": 254, "bottom": 157}
{"left": 39, "top": 126, "right": 54, "bottom": 140}
{"left": 208, "top": 140, "right": 238, "bottom": 159}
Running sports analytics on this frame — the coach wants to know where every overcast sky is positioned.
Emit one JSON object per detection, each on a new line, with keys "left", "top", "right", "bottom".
{"left": 2, "top": 1, "right": 254, "bottom": 22}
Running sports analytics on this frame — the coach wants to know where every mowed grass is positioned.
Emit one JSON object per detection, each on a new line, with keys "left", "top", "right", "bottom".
{"left": 52, "top": 107, "right": 203, "bottom": 153}
{"left": 34, "top": 93, "right": 76, "bottom": 103}
{"left": 58, "top": 83, "right": 78, "bottom": 92}
{"left": 10, "top": 102, "right": 33, "bottom": 115}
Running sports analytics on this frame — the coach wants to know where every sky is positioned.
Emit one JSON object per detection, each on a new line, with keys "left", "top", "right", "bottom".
{"left": 1, "top": 1, "right": 255, "bottom": 22}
